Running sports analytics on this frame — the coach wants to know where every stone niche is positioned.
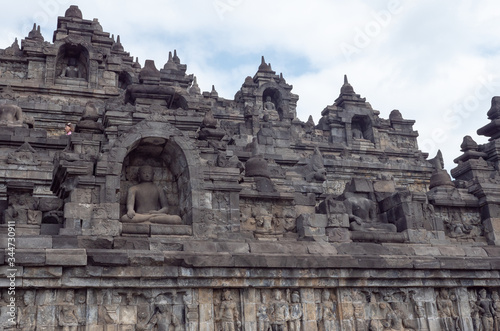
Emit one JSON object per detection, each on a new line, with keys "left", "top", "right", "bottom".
{"left": 120, "top": 137, "right": 182, "bottom": 217}
{"left": 55, "top": 43, "right": 89, "bottom": 84}
{"left": 118, "top": 136, "right": 192, "bottom": 235}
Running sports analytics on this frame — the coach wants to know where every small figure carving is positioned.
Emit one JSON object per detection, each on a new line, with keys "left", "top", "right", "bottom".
{"left": 477, "top": 289, "right": 495, "bottom": 331}
{"left": 379, "top": 302, "right": 408, "bottom": 331}
{"left": 58, "top": 290, "right": 80, "bottom": 331}
{"left": 470, "top": 299, "right": 482, "bottom": 331}
{"left": 121, "top": 165, "right": 182, "bottom": 224}
{"left": 445, "top": 212, "right": 483, "bottom": 240}
{"left": 492, "top": 291, "right": 500, "bottom": 331}
{"left": 436, "top": 289, "right": 459, "bottom": 331}
{"left": 148, "top": 303, "right": 181, "bottom": 331}
{"left": 18, "top": 290, "right": 37, "bottom": 331}
{"left": 0, "top": 104, "right": 23, "bottom": 127}
{"left": 353, "top": 300, "right": 366, "bottom": 331}
{"left": 270, "top": 289, "right": 289, "bottom": 331}
{"left": 216, "top": 290, "right": 241, "bottom": 331}
{"left": 318, "top": 290, "right": 337, "bottom": 331}
{"left": 256, "top": 215, "right": 275, "bottom": 234}
{"left": 257, "top": 292, "right": 272, "bottom": 331}
{"left": 414, "top": 301, "right": 429, "bottom": 331}
{"left": 288, "top": 291, "right": 303, "bottom": 331}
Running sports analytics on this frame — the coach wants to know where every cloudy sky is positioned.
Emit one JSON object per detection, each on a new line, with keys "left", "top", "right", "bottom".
{"left": 1, "top": 0, "right": 500, "bottom": 172}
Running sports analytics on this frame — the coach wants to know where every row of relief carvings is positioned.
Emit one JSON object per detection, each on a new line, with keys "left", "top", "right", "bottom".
{"left": 2, "top": 287, "right": 500, "bottom": 330}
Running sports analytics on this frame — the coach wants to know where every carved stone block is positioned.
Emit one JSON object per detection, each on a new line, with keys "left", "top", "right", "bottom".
{"left": 64, "top": 202, "right": 93, "bottom": 220}
{"left": 27, "top": 209, "right": 42, "bottom": 225}
{"left": 82, "top": 219, "right": 121, "bottom": 236}
{"left": 45, "top": 249, "right": 87, "bottom": 266}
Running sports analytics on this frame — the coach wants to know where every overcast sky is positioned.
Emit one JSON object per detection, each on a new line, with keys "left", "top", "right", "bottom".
{"left": 1, "top": 0, "right": 500, "bottom": 172}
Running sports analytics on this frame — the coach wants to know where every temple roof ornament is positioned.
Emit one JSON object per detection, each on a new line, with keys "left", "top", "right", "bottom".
{"left": 164, "top": 51, "right": 178, "bottom": 70}
{"left": 188, "top": 76, "right": 201, "bottom": 95}
{"left": 27, "top": 23, "right": 44, "bottom": 42}
{"left": 139, "top": 60, "right": 161, "bottom": 82}
{"left": 258, "top": 56, "right": 274, "bottom": 73}
{"left": 112, "top": 35, "right": 124, "bottom": 52}
{"left": 65, "top": 5, "right": 83, "bottom": 19}
{"left": 340, "top": 74, "right": 355, "bottom": 95}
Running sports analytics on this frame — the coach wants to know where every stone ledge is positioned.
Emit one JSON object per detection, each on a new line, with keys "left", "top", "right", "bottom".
{"left": 11, "top": 249, "right": 46, "bottom": 265}
{"left": 87, "top": 249, "right": 128, "bottom": 266}
{"left": 22, "top": 266, "right": 63, "bottom": 278}
{"left": 7, "top": 244, "right": 500, "bottom": 271}
{"left": 45, "top": 248, "right": 87, "bottom": 266}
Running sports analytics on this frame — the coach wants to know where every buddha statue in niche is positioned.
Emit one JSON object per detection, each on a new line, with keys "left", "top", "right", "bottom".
{"left": 59, "top": 57, "right": 80, "bottom": 78}
{"left": 120, "top": 165, "right": 182, "bottom": 224}
{"left": 263, "top": 96, "right": 280, "bottom": 121}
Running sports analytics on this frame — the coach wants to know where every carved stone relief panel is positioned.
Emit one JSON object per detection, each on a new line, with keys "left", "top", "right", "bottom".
{"left": 4, "top": 287, "right": 499, "bottom": 330}
{"left": 240, "top": 199, "right": 296, "bottom": 238}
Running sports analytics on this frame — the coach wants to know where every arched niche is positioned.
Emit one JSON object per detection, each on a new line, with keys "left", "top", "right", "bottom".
{"left": 55, "top": 43, "right": 89, "bottom": 81}
{"left": 262, "top": 87, "right": 282, "bottom": 120}
{"left": 105, "top": 121, "right": 202, "bottom": 227}
{"left": 351, "top": 115, "right": 374, "bottom": 143}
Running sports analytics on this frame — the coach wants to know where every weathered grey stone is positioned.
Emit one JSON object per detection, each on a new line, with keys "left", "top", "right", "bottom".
{"left": 87, "top": 249, "right": 128, "bottom": 266}
{"left": 216, "top": 242, "right": 250, "bottom": 253}
{"left": 22, "top": 266, "right": 62, "bottom": 278}
{"left": 64, "top": 202, "right": 93, "bottom": 220}
{"left": 326, "top": 228, "right": 351, "bottom": 242}
{"left": 45, "top": 249, "right": 87, "bottom": 266}
{"left": 150, "top": 240, "right": 184, "bottom": 251}
{"left": 121, "top": 223, "right": 150, "bottom": 235}
{"left": 14, "top": 249, "right": 46, "bottom": 265}
{"left": 150, "top": 224, "right": 192, "bottom": 236}
{"left": 17, "top": 236, "right": 52, "bottom": 249}
{"left": 484, "top": 218, "right": 500, "bottom": 245}
{"left": 78, "top": 236, "right": 114, "bottom": 249}
{"left": 184, "top": 241, "right": 217, "bottom": 253}
{"left": 114, "top": 237, "right": 150, "bottom": 250}
{"left": 81, "top": 219, "right": 121, "bottom": 236}
{"left": 128, "top": 251, "right": 165, "bottom": 266}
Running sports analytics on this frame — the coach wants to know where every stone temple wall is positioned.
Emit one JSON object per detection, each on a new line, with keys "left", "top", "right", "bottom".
{"left": 0, "top": 5, "right": 500, "bottom": 331}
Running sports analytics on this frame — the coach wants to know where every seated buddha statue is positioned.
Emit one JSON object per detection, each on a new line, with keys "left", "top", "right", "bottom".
{"left": 121, "top": 165, "right": 182, "bottom": 224}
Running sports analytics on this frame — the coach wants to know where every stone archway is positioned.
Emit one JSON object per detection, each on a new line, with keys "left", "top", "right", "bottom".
{"left": 105, "top": 120, "right": 203, "bottom": 227}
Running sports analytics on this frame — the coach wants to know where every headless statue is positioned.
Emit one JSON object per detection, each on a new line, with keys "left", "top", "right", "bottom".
{"left": 0, "top": 104, "right": 23, "bottom": 127}
{"left": 60, "top": 57, "right": 80, "bottom": 78}
{"left": 121, "top": 165, "right": 182, "bottom": 224}
{"left": 343, "top": 191, "right": 396, "bottom": 232}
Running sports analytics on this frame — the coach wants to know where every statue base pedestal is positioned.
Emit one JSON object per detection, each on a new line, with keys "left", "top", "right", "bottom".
{"left": 122, "top": 223, "right": 192, "bottom": 236}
